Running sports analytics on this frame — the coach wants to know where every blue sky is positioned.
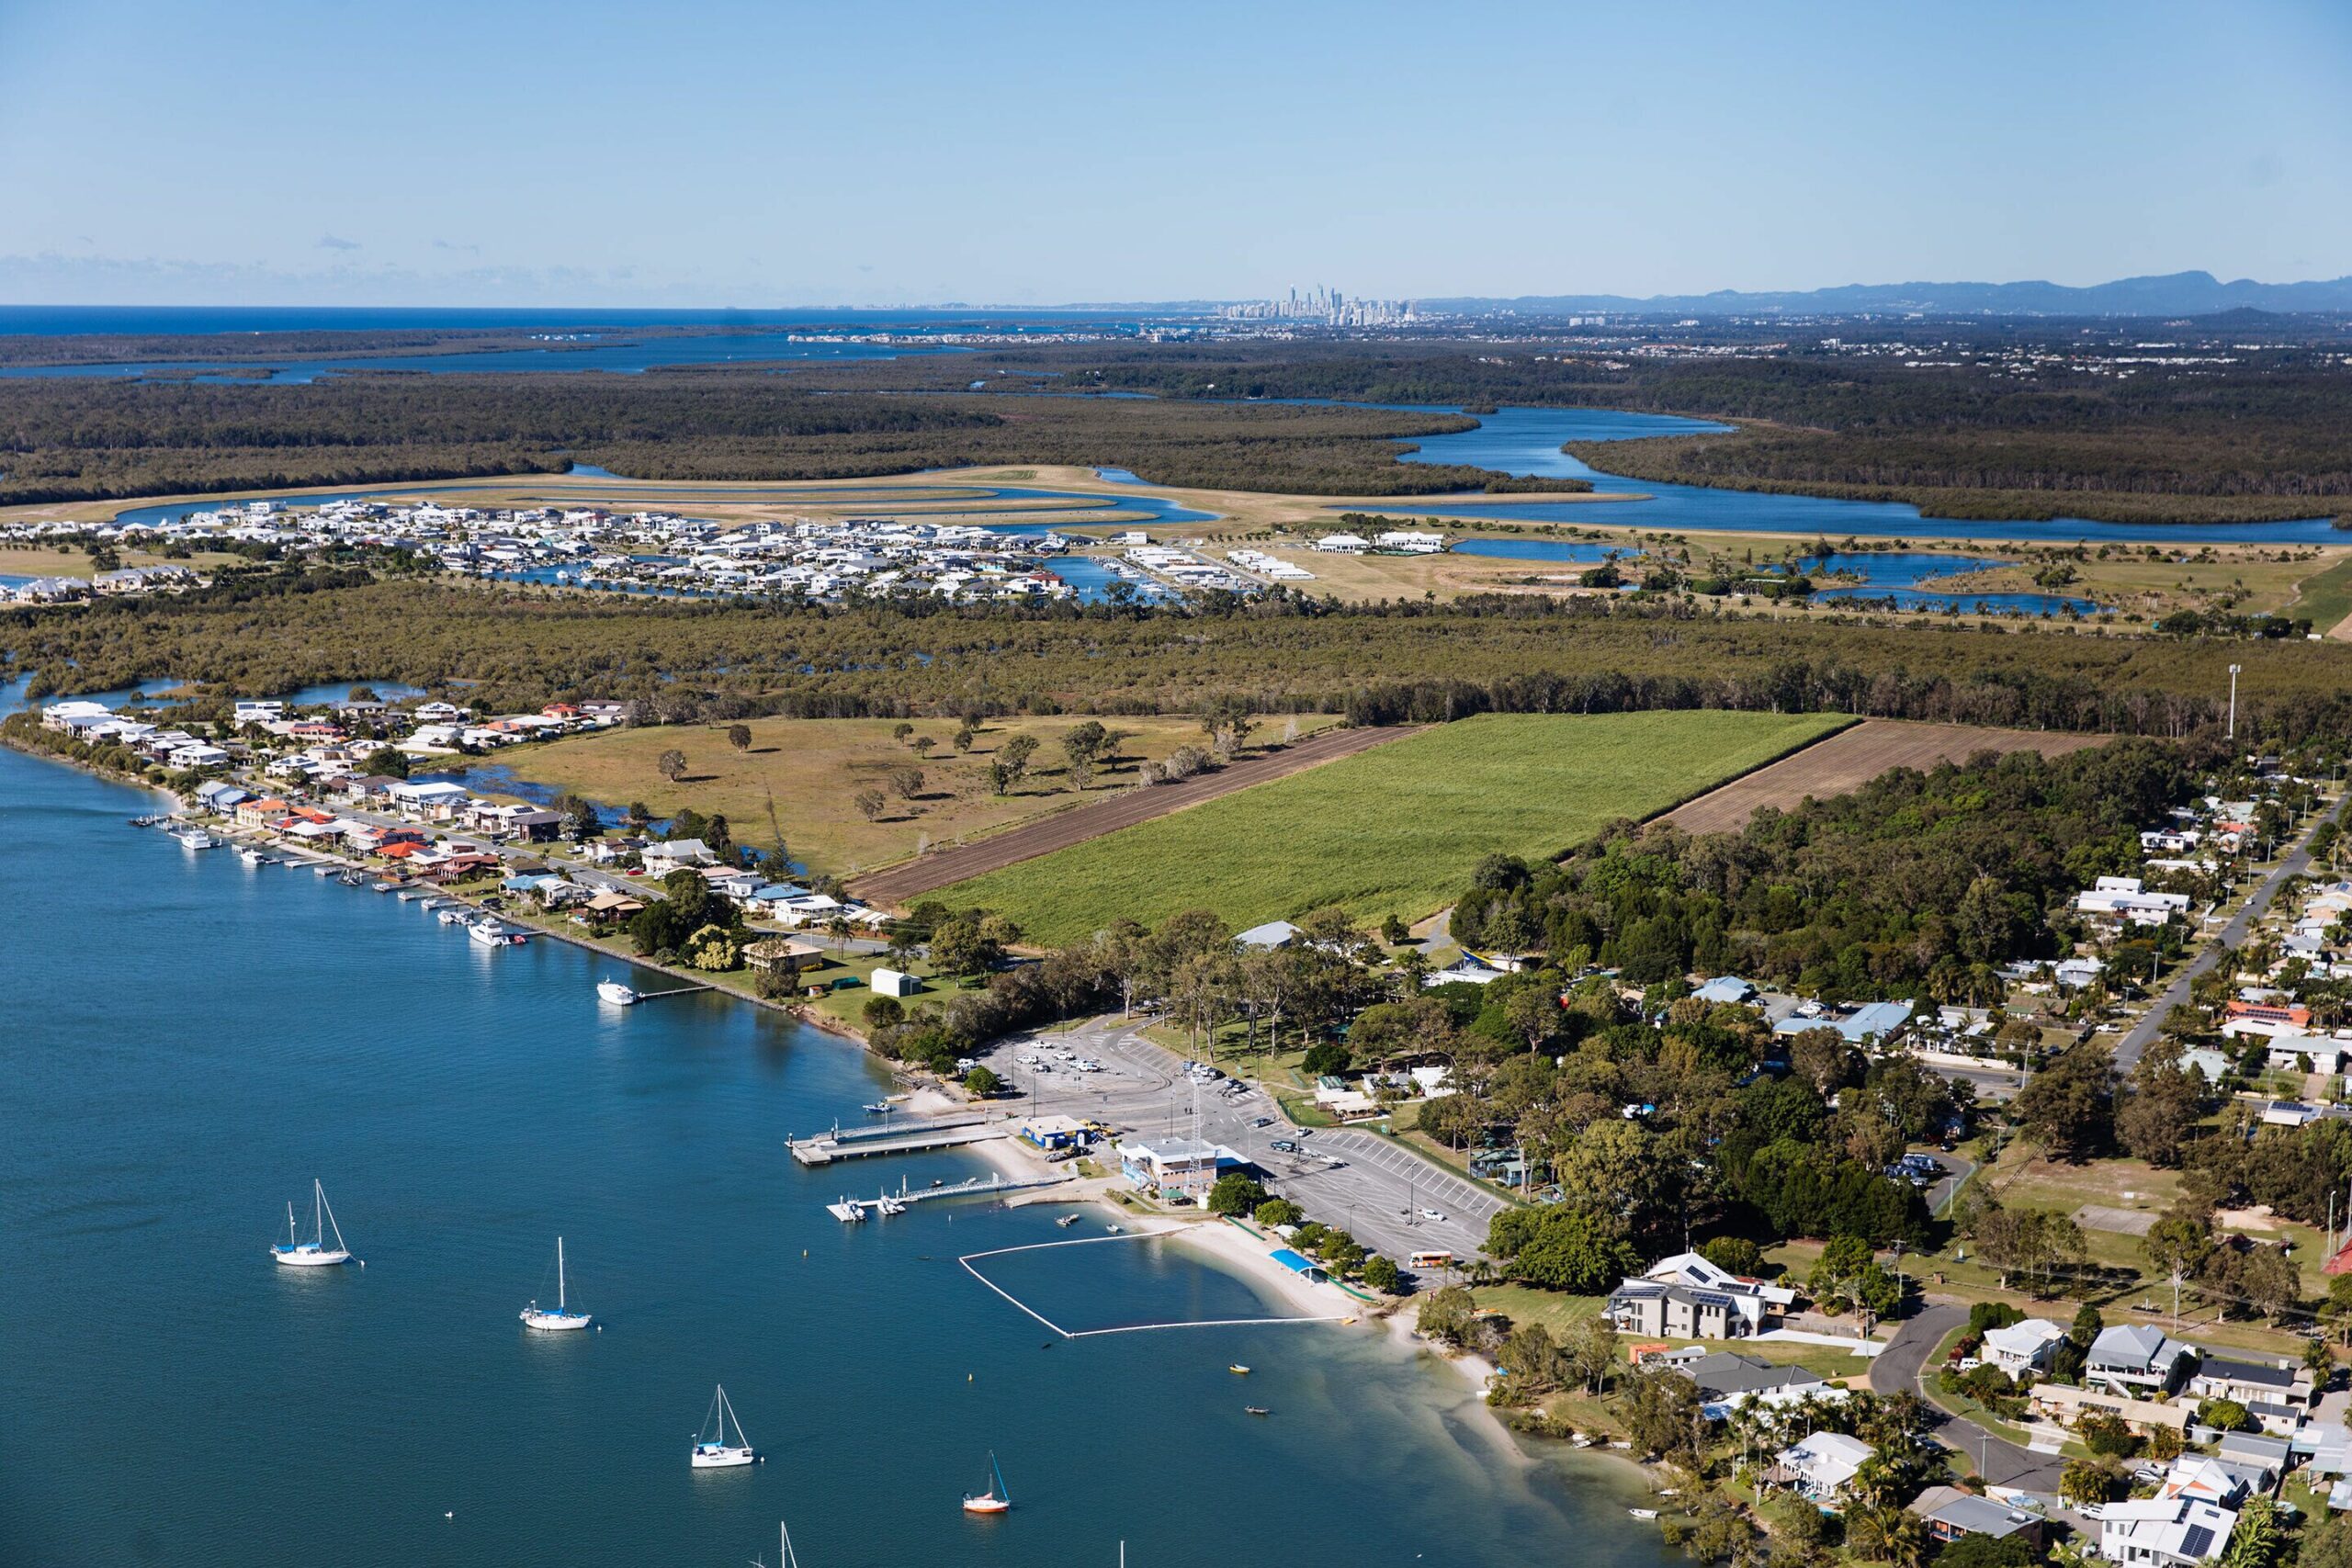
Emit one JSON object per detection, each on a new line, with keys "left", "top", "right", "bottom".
{"left": 1, "top": 0, "right": 2346, "bottom": 306}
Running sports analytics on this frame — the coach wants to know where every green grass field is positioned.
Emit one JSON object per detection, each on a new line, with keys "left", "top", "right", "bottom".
{"left": 933, "top": 711, "right": 1849, "bottom": 945}
{"left": 2286, "top": 554, "right": 2352, "bottom": 634}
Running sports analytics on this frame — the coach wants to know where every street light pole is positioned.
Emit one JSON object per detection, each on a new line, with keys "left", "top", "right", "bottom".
{"left": 2228, "top": 663, "right": 2242, "bottom": 743}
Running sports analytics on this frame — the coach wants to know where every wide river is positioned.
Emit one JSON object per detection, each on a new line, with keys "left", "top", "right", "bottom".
{"left": 0, "top": 730, "right": 1669, "bottom": 1568}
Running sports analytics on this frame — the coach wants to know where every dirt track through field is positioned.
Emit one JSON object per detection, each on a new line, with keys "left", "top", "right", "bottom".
{"left": 849, "top": 725, "right": 1420, "bottom": 905}
{"left": 1657, "top": 718, "right": 2108, "bottom": 835}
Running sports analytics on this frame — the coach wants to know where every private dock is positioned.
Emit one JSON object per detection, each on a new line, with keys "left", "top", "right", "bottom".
{"left": 787, "top": 1114, "right": 1007, "bottom": 1167}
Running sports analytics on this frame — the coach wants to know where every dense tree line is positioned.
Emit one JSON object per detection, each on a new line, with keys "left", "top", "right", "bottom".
{"left": 0, "top": 374, "right": 1583, "bottom": 504}
{"left": 1453, "top": 740, "right": 2201, "bottom": 1002}
{"left": 15, "top": 576, "right": 2352, "bottom": 750}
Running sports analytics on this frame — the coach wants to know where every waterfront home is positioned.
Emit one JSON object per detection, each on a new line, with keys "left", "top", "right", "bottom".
{"left": 1982, "top": 1316, "right": 2067, "bottom": 1373}
{"left": 2096, "top": 1497, "right": 2237, "bottom": 1568}
{"left": 40, "top": 700, "right": 116, "bottom": 732}
{"left": 194, "top": 780, "right": 250, "bottom": 812}
{"left": 1772, "top": 1432, "right": 1874, "bottom": 1506}
{"left": 390, "top": 780, "right": 472, "bottom": 821}
{"left": 698, "top": 866, "right": 766, "bottom": 901}
{"left": 579, "top": 889, "right": 646, "bottom": 924}
{"left": 640, "top": 838, "right": 717, "bottom": 876}
{"left": 741, "top": 936, "right": 820, "bottom": 975}
{"left": 1679, "top": 1352, "right": 1832, "bottom": 1415}
{"left": 1907, "top": 1486, "right": 2043, "bottom": 1548}
{"left": 235, "top": 797, "right": 291, "bottom": 830}
{"left": 167, "top": 743, "right": 230, "bottom": 770}
{"left": 2086, "top": 1324, "right": 2191, "bottom": 1395}
{"left": 1606, "top": 1251, "right": 1795, "bottom": 1341}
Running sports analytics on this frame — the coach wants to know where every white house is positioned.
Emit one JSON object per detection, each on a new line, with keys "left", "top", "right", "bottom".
{"left": 2097, "top": 1497, "right": 2237, "bottom": 1568}
{"left": 1312, "top": 533, "right": 1371, "bottom": 553}
{"left": 1982, "top": 1317, "right": 2067, "bottom": 1373}
{"left": 2087, "top": 1324, "right": 2191, "bottom": 1395}
{"left": 1774, "top": 1432, "right": 1874, "bottom": 1505}
{"left": 640, "top": 838, "right": 717, "bottom": 876}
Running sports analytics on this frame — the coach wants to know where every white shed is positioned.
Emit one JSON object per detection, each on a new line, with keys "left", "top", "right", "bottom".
{"left": 871, "top": 967, "right": 924, "bottom": 998}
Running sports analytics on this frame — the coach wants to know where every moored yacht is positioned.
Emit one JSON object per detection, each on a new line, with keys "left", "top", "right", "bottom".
{"left": 596, "top": 979, "right": 639, "bottom": 1006}
{"left": 271, "top": 1179, "right": 354, "bottom": 1268}
{"left": 519, "top": 1236, "right": 594, "bottom": 1331}
{"left": 691, "top": 1384, "right": 757, "bottom": 1468}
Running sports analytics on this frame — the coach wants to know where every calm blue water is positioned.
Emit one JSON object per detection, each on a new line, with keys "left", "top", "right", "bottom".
{"left": 0, "top": 734, "right": 1662, "bottom": 1568}
{"left": 0, "top": 308, "right": 1169, "bottom": 385}
{"left": 1380, "top": 405, "right": 2342, "bottom": 547}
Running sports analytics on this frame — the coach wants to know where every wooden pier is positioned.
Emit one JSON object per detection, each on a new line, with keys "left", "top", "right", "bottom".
{"left": 828, "top": 1172, "right": 1069, "bottom": 1216}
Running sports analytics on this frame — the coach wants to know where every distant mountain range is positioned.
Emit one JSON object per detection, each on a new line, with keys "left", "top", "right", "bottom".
{"left": 1422, "top": 270, "right": 2352, "bottom": 319}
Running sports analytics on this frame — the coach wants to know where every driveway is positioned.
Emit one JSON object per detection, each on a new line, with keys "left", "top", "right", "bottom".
{"left": 1872, "top": 1303, "right": 2065, "bottom": 1492}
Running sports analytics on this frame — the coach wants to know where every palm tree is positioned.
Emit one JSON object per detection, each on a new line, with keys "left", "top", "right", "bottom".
{"left": 824, "top": 913, "right": 851, "bottom": 954}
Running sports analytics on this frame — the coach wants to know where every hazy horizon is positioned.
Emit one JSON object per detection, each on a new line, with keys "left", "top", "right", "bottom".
{"left": 1, "top": 0, "right": 2346, "bottom": 309}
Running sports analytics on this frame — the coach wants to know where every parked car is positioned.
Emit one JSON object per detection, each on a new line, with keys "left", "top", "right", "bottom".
{"left": 1271, "top": 1139, "right": 1300, "bottom": 1154}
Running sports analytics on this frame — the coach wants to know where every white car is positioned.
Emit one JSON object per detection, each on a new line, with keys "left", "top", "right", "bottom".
{"left": 1419, "top": 1207, "right": 1446, "bottom": 1223}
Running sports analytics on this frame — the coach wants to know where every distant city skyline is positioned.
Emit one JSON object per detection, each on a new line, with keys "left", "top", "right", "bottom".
{"left": 0, "top": 0, "right": 2346, "bottom": 308}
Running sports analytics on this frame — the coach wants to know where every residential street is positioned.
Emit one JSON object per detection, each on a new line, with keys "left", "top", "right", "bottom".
{"left": 1871, "top": 1303, "right": 2065, "bottom": 1491}
{"left": 2114, "top": 791, "right": 2347, "bottom": 1074}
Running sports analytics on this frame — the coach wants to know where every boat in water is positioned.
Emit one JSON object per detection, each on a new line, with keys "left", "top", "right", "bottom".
{"left": 826, "top": 1200, "right": 865, "bottom": 1223}
{"left": 1629, "top": 1508, "right": 1659, "bottom": 1520}
{"left": 1228, "top": 1364, "right": 1250, "bottom": 1375}
{"left": 691, "top": 1384, "right": 757, "bottom": 1468}
{"left": 237, "top": 845, "right": 270, "bottom": 866}
{"left": 271, "top": 1179, "right": 353, "bottom": 1268}
{"left": 468, "top": 919, "right": 527, "bottom": 948}
{"left": 596, "top": 979, "right": 639, "bottom": 1007}
{"left": 436, "top": 906, "right": 469, "bottom": 925}
{"left": 862, "top": 1100, "right": 892, "bottom": 1115}
{"left": 173, "top": 828, "right": 221, "bottom": 851}
{"left": 519, "top": 1235, "right": 594, "bottom": 1332}
{"left": 874, "top": 1193, "right": 908, "bottom": 1216}
{"left": 962, "top": 1451, "right": 1012, "bottom": 1515}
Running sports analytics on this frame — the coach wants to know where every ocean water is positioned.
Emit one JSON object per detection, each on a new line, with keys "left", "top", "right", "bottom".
{"left": 0, "top": 737, "right": 1668, "bottom": 1568}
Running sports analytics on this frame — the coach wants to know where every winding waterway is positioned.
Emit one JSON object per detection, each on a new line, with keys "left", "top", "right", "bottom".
{"left": 0, "top": 718, "right": 1668, "bottom": 1567}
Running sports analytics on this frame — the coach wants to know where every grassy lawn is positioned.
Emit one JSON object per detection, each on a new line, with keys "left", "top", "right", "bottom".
{"left": 932, "top": 710, "right": 1849, "bottom": 945}
{"left": 1469, "top": 1286, "right": 1875, "bottom": 1382}
{"left": 485, "top": 713, "right": 1339, "bottom": 880}
{"left": 2287, "top": 553, "right": 2352, "bottom": 633}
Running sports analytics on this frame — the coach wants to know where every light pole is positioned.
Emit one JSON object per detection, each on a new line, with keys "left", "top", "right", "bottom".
{"left": 2228, "top": 663, "right": 2242, "bottom": 743}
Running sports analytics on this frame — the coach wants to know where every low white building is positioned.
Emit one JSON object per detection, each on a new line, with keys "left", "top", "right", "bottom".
{"left": 1774, "top": 1432, "right": 1874, "bottom": 1505}
{"left": 1982, "top": 1317, "right": 2066, "bottom": 1373}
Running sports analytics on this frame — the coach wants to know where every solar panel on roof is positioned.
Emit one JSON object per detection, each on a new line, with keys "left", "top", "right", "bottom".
{"left": 2181, "top": 1526, "right": 2215, "bottom": 1558}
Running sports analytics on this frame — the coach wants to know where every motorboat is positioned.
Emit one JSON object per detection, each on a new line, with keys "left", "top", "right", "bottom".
{"left": 691, "top": 1384, "right": 757, "bottom": 1468}
{"left": 1228, "top": 1364, "right": 1250, "bottom": 1375}
{"left": 519, "top": 1235, "right": 594, "bottom": 1332}
{"left": 238, "top": 845, "right": 270, "bottom": 866}
{"left": 874, "top": 1193, "right": 908, "bottom": 1216}
{"left": 826, "top": 1200, "right": 866, "bottom": 1223}
{"left": 271, "top": 1179, "right": 354, "bottom": 1268}
{"left": 174, "top": 828, "right": 221, "bottom": 851}
{"left": 469, "top": 919, "right": 527, "bottom": 947}
{"left": 1245, "top": 1406, "right": 1271, "bottom": 1416}
{"left": 862, "top": 1101, "right": 892, "bottom": 1115}
{"left": 437, "top": 906, "right": 470, "bottom": 925}
{"left": 597, "top": 979, "right": 640, "bottom": 1007}
{"left": 961, "top": 1452, "right": 1012, "bottom": 1515}
{"left": 1629, "top": 1508, "right": 1659, "bottom": 1520}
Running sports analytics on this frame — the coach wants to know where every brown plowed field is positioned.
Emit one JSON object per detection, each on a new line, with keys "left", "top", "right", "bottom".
{"left": 1657, "top": 719, "right": 2109, "bottom": 835}
{"left": 849, "top": 725, "right": 1419, "bottom": 905}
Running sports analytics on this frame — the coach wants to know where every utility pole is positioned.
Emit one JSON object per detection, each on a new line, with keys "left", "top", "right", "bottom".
{"left": 2228, "top": 663, "right": 2242, "bottom": 744}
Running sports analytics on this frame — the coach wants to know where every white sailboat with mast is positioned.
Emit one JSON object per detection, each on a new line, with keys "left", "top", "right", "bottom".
{"left": 961, "top": 1450, "right": 1012, "bottom": 1515}
{"left": 519, "top": 1235, "right": 594, "bottom": 1331}
{"left": 691, "top": 1383, "right": 758, "bottom": 1468}
{"left": 270, "top": 1179, "right": 354, "bottom": 1267}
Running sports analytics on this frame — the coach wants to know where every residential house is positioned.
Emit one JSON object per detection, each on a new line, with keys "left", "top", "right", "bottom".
{"left": 2188, "top": 1355, "right": 2317, "bottom": 1428}
{"left": 742, "top": 937, "right": 820, "bottom": 976}
{"left": 1907, "top": 1485, "right": 2044, "bottom": 1549}
{"left": 1773, "top": 1432, "right": 1874, "bottom": 1506}
{"left": 2030, "top": 1382, "right": 2193, "bottom": 1437}
{"left": 1237, "top": 919, "right": 1303, "bottom": 951}
{"left": 641, "top": 838, "right": 717, "bottom": 876}
{"left": 2086, "top": 1324, "right": 2191, "bottom": 1395}
{"left": 1679, "top": 1350, "right": 1831, "bottom": 1410}
{"left": 2096, "top": 1498, "right": 2237, "bottom": 1568}
{"left": 1605, "top": 1251, "right": 1795, "bottom": 1341}
{"left": 1982, "top": 1317, "right": 2067, "bottom": 1373}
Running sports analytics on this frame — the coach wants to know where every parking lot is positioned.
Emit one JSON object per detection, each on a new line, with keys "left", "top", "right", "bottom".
{"left": 969, "top": 1015, "right": 1507, "bottom": 1272}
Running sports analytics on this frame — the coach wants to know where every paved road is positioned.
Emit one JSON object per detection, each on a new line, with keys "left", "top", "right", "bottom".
{"left": 2115, "top": 791, "right": 2347, "bottom": 1074}
{"left": 974, "top": 1016, "right": 1503, "bottom": 1269}
{"left": 847, "top": 725, "right": 1420, "bottom": 904}
{"left": 1872, "top": 1303, "right": 2065, "bottom": 1491}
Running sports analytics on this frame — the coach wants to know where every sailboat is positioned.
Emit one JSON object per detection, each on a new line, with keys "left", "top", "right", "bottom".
{"left": 961, "top": 1450, "right": 1012, "bottom": 1515}
{"left": 270, "top": 1179, "right": 353, "bottom": 1267}
{"left": 519, "top": 1236, "right": 594, "bottom": 1331}
{"left": 692, "top": 1384, "right": 758, "bottom": 1468}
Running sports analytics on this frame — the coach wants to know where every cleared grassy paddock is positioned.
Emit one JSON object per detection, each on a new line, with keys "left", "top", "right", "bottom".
{"left": 933, "top": 710, "right": 1849, "bottom": 944}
